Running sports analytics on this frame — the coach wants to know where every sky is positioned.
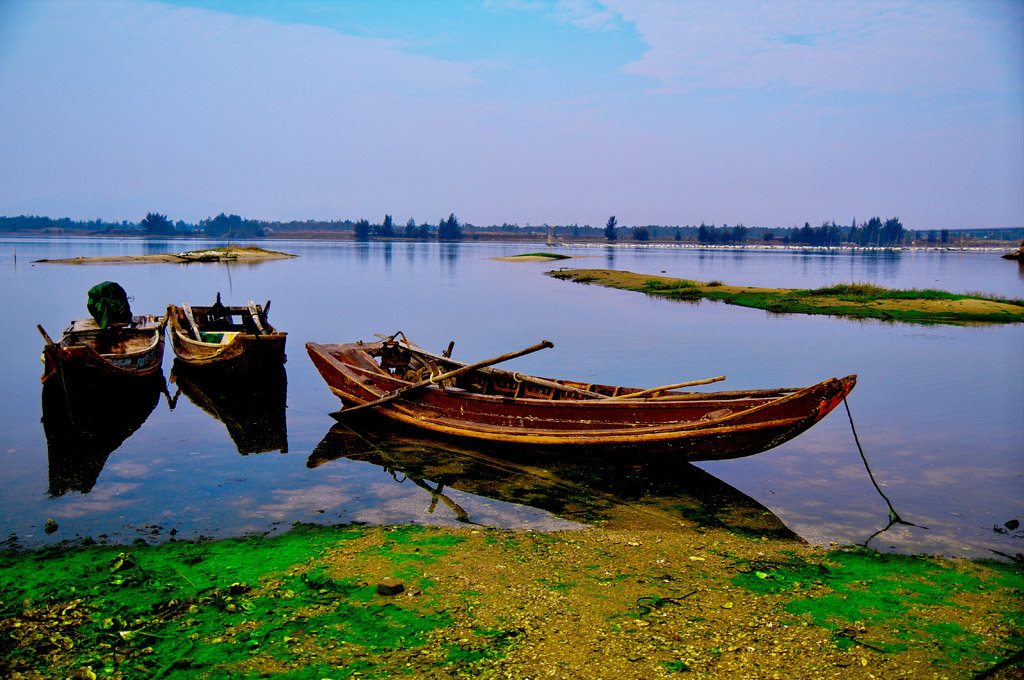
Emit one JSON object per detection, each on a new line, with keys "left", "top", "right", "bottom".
{"left": 0, "top": 0, "right": 1021, "bottom": 231}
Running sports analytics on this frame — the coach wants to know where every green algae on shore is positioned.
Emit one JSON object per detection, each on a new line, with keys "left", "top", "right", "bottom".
{"left": 1, "top": 523, "right": 1021, "bottom": 679}
{"left": 548, "top": 268, "right": 1024, "bottom": 325}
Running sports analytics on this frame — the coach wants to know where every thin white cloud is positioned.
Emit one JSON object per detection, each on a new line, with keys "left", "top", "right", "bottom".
{"left": 553, "top": 0, "right": 622, "bottom": 30}
{"left": 599, "top": 0, "right": 1023, "bottom": 95}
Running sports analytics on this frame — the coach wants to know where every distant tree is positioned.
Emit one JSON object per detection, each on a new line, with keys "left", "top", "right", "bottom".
{"left": 882, "top": 217, "right": 904, "bottom": 246}
{"left": 404, "top": 217, "right": 418, "bottom": 239}
{"left": 438, "top": 213, "right": 462, "bottom": 240}
{"left": 201, "top": 213, "right": 249, "bottom": 238}
{"left": 604, "top": 216, "right": 617, "bottom": 241}
{"left": 353, "top": 219, "right": 370, "bottom": 240}
{"left": 731, "top": 224, "right": 748, "bottom": 243}
{"left": 140, "top": 212, "right": 173, "bottom": 235}
{"left": 379, "top": 214, "right": 394, "bottom": 238}
{"left": 861, "top": 217, "right": 883, "bottom": 246}
{"left": 633, "top": 226, "right": 649, "bottom": 241}
{"left": 762, "top": 230, "right": 774, "bottom": 242}
{"left": 674, "top": 228, "right": 681, "bottom": 241}
{"left": 940, "top": 229, "right": 949, "bottom": 244}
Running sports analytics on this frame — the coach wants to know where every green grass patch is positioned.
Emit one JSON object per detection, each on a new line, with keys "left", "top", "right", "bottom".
{"left": 643, "top": 278, "right": 700, "bottom": 292}
{"left": 548, "top": 269, "right": 1024, "bottom": 325}
{"left": 511, "top": 252, "right": 570, "bottom": 259}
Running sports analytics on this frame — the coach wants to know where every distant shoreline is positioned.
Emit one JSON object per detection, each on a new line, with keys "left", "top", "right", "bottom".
{"left": 2, "top": 232, "right": 1019, "bottom": 253}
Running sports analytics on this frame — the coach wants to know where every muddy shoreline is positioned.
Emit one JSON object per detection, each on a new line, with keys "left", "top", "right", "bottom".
{"left": 1, "top": 522, "right": 1021, "bottom": 679}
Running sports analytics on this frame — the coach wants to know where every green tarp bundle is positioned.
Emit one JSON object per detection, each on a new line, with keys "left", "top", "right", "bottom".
{"left": 87, "top": 281, "right": 133, "bottom": 329}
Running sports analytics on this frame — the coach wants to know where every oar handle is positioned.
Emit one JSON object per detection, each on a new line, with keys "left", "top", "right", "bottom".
{"left": 332, "top": 340, "right": 554, "bottom": 418}
{"left": 37, "top": 324, "right": 54, "bottom": 345}
{"left": 424, "top": 340, "right": 553, "bottom": 385}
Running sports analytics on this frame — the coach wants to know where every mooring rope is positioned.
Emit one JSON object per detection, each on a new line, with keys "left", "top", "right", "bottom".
{"left": 843, "top": 397, "right": 923, "bottom": 533}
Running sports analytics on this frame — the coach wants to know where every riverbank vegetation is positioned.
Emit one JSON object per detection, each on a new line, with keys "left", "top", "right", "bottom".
{"left": 3, "top": 214, "right": 1023, "bottom": 248}
{"left": 1, "top": 523, "right": 1020, "bottom": 679}
{"left": 548, "top": 269, "right": 1024, "bottom": 325}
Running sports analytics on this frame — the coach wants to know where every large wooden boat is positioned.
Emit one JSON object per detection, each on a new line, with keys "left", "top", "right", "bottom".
{"left": 39, "top": 315, "right": 167, "bottom": 385}
{"left": 305, "top": 334, "right": 857, "bottom": 461}
{"left": 166, "top": 295, "right": 286, "bottom": 369}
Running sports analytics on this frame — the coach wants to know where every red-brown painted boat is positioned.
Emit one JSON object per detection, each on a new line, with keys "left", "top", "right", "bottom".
{"left": 39, "top": 315, "right": 167, "bottom": 385}
{"left": 306, "top": 334, "right": 856, "bottom": 461}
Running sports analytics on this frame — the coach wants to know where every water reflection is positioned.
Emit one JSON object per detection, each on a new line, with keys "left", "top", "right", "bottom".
{"left": 41, "top": 372, "right": 165, "bottom": 496}
{"left": 169, "top": 360, "right": 288, "bottom": 454}
{"left": 309, "top": 420, "right": 796, "bottom": 538}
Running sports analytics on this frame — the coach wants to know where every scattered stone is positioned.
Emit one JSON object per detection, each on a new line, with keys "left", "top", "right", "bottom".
{"left": 377, "top": 577, "right": 405, "bottom": 596}
{"left": 44, "top": 519, "right": 58, "bottom": 534}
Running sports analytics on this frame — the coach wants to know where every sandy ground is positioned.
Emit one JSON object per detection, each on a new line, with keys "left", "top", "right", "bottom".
{"left": 33, "top": 246, "right": 295, "bottom": 264}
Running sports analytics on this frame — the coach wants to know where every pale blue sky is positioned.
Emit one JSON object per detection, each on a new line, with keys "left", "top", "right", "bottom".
{"left": 0, "top": 0, "right": 1021, "bottom": 230}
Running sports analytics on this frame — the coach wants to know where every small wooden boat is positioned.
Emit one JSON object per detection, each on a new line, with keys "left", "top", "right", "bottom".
{"left": 166, "top": 294, "right": 286, "bottom": 369}
{"left": 306, "top": 333, "right": 856, "bottom": 461}
{"left": 39, "top": 315, "right": 167, "bottom": 385}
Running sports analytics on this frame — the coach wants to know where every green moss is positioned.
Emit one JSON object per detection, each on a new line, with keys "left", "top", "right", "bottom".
{"left": 731, "top": 548, "right": 1024, "bottom": 665}
{"left": 0, "top": 524, "right": 511, "bottom": 680}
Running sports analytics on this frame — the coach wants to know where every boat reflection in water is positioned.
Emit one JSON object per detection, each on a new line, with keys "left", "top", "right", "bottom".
{"left": 169, "top": 360, "right": 288, "bottom": 455}
{"left": 41, "top": 371, "right": 165, "bottom": 496}
{"left": 309, "top": 418, "right": 795, "bottom": 538}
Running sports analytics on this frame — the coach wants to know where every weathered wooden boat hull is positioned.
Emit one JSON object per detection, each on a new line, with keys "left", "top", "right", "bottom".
{"left": 41, "top": 315, "right": 166, "bottom": 385}
{"left": 166, "top": 303, "right": 286, "bottom": 369}
{"left": 305, "top": 340, "right": 856, "bottom": 460}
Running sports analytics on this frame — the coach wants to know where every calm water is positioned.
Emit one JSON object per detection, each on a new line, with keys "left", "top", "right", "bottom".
{"left": 1, "top": 237, "right": 1021, "bottom": 560}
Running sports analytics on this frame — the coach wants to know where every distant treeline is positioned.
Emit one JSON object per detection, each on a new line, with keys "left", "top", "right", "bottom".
{"left": 2, "top": 213, "right": 1022, "bottom": 245}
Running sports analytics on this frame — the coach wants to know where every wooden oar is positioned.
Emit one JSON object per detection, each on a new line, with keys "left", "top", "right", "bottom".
{"left": 37, "top": 324, "right": 55, "bottom": 346}
{"left": 331, "top": 340, "right": 554, "bottom": 418}
{"left": 182, "top": 303, "right": 202, "bottom": 340}
{"left": 247, "top": 301, "right": 267, "bottom": 335}
{"left": 607, "top": 375, "right": 726, "bottom": 400}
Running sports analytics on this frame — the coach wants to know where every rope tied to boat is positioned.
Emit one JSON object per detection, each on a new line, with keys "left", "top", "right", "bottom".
{"left": 843, "top": 396, "right": 925, "bottom": 541}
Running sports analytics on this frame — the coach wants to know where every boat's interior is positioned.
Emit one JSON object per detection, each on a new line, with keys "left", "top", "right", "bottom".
{"left": 63, "top": 316, "right": 162, "bottom": 355}
{"left": 351, "top": 335, "right": 796, "bottom": 404}
{"left": 172, "top": 302, "right": 273, "bottom": 340}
